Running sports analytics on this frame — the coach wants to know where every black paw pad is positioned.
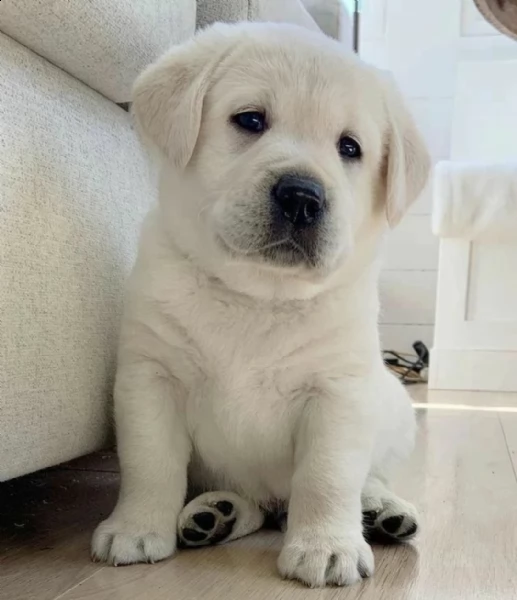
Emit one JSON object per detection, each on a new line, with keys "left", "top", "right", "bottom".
{"left": 381, "top": 515, "right": 404, "bottom": 534}
{"left": 362, "top": 511, "right": 378, "bottom": 525}
{"left": 192, "top": 511, "right": 216, "bottom": 531}
{"left": 263, "top": 510, "right": 287, "bottom": 531}
{"left": 211, "top": 518, "right": 236, "bottom": 544}
{"left": 215, "top": 501, "right": 234, "bottom": 517}
{"left": 399, "top": 521, "right": 418, "bottom": 538}
{"left": 182, "top": 527, "right": 208, "bottom": 543}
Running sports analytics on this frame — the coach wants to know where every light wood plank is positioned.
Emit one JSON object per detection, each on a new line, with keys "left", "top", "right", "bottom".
{"left": 412, "top": 383, "right": 517, "bottom": 409}
{"left": 500, "top": 413, "right": 517, "bottom": 480}
{"left": 425, "top": 388, "right": 517, "bottom": 408}
{"left": 58, "top": 408, "right": 517, "bottom": 600}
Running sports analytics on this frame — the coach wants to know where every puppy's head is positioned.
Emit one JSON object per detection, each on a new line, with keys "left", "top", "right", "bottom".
{"left": 133, "top": 23, "right": 429, "bottom": 294}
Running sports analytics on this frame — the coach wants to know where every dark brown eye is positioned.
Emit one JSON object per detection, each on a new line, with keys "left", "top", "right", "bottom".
{"left": 231, "top": 111, "right": 267, "bottom": 134}
{"left": 338, "top": 135, "right": 362, "bottom": 160}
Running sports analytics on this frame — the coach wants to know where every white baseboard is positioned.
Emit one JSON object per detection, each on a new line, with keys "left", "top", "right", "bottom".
{"left": 429, "top": 349, "right": 517, "bottom": 392}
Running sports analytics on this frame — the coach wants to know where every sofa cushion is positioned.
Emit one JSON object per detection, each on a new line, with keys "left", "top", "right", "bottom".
{"left": 0, "top": 33, "right": 156, "bottom": 479}
{"left": 0, "top": 0, "right": 196, "bottom": 103}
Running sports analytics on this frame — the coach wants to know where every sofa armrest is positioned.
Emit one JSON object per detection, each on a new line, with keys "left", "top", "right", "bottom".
{"left": 0, "top": 0, "right": 196, "bottom": 103}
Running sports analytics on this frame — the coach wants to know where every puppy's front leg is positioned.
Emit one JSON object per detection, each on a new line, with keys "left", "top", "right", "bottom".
{"left": 92, "top": 360, "right": 190, "bottom": 565}
{"left": 279, "top": 378, "right": 375, "bottom": 587}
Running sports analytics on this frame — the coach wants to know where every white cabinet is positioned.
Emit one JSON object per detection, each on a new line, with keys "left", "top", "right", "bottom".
{"left": 360, "top": 0, "right": 517, "bottom": 353}
{"left": 430, "top": 59, "right": 517, "bottom": 392}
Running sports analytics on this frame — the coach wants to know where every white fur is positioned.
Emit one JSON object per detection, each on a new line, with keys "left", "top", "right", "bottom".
{"left": 91, "top": 23, "right": 429, "bottom": 587}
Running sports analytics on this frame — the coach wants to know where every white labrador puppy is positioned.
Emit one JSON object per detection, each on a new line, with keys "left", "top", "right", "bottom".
{"left": 91, "top": 22, "right": 429, "bottom": 588}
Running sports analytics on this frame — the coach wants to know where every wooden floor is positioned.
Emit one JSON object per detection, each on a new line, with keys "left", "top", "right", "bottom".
{"left": 2, "top": 386, "right": 517, "bottom": 600}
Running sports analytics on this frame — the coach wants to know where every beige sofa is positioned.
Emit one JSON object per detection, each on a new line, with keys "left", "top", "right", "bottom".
{"left": 0, "top": 0, "right": 350, "bottom": 481}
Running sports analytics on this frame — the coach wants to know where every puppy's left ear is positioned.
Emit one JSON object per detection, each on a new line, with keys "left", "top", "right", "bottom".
{"left": 381, "top": 75, "right": 431, "bottom": 227}
{"left": 132, "top": 25, "right": 234, "bottom": 168}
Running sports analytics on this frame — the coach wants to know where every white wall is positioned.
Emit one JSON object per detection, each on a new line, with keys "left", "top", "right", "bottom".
{"left": 359, "top": 0, "right": 517, "bottom": 352}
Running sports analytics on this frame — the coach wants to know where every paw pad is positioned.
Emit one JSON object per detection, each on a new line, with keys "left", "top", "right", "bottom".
{"left": 381, "top": 515, "right": 404, "bottom": 534}
{"left": 192, "top": 511, "right": 216, "bottom": 530}
{"left": 182, "top": 527, "right": 208, "bottom": 543}
{"left": 179, "top": 500, "right": 237, "bottom": 547}
{"left": 215, "top": 501, "right": 234, "bottom": 516}
{"left": 362, "top": 509, "right": 418, "bottom": 543}
{"left": 362, "top": 510, "right": 378, "bottom": 527}
{"left": 399, "top": 521, "right": 418, "bottom": 539}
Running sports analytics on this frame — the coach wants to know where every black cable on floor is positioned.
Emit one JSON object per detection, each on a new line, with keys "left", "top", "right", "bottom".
{"left": 383, "top": 341, "right": 429, "bottom": 384}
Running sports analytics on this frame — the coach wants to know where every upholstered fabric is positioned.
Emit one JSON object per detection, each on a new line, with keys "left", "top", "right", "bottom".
{"left": 0, "top": 33, "right": 156, "bottom": 480}
{"left": 0, "top": 0, "right": 196, "bottom": 103}
{"left": 197, "top": 0, "right": 320, "bottom": 32}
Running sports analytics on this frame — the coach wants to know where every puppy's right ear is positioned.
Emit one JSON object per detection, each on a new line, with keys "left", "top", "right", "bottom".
{"left": 132, "top": 26, "right": 233, "bottom": 168}
{"left": 380, "top": 73, "right": 430, "bottom": 227}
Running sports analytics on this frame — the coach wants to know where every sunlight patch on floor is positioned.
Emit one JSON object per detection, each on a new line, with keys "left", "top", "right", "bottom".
{"left": 414, "top": 402, "right": 517, "bottom": 413}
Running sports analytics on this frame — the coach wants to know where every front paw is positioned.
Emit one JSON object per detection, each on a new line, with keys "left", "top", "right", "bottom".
{"left": 91, "top": 512, "right": 177, "bottom": 566}
{"left": 278, "top": 530, "right": 374, "bottom": 588}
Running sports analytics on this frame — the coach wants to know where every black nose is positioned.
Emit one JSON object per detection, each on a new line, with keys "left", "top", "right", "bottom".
{"left": 273, "top": 175, "right": 325, "bottom": 226}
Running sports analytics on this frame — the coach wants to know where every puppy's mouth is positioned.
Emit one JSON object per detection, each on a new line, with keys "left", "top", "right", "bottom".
{"left": 261, "top": 236, "right": 319, "bottom": 268}
{"left": 217, "top": 230, "right": 322, "bottom": 269}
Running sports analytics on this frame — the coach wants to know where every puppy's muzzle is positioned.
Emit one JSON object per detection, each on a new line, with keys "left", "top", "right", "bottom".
{"left": 272, "top": 174, "right": 325, "bottom": 228}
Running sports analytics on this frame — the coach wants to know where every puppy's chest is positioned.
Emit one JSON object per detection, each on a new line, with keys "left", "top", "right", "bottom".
{"left": 181, "top": 292, "right": 318, "bottom": 412}
{"left": 165, "top": 288, "right": 338, "bottom": 488}
{"left": 171, "top": 283, "right": 334, "bottom": 375}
